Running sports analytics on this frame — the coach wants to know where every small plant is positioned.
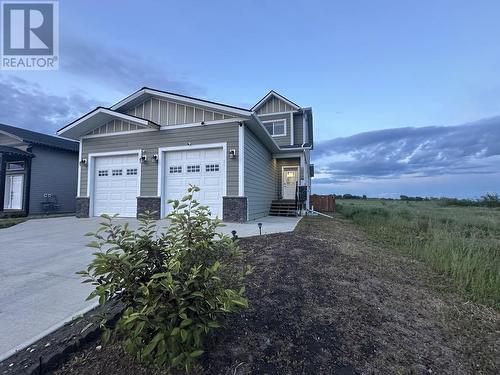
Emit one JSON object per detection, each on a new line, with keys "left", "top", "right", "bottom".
{"left": 78, "top": 186, "right": 250, "bottom": 371}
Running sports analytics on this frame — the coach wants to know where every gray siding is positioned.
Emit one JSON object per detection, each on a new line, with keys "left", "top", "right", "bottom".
{"left": 29, "top": 145, "right": 78, "bottom": 214}
{"left": 80, "top": 122, "right": 239, "bottom": 197}
{"left": 244, "top": 126, "right": 277, "bottom": 220}
{"left": 257, "top": 113, "right": 292, "bottom": 147}
{"left": 123, "top": 97, "right": 234, "bottom": 127}
{"left": 256, "top": 96, "right": 296, "bottom": 115}
{"left": 293, "top": 113, "right": 304, "bottom": 145}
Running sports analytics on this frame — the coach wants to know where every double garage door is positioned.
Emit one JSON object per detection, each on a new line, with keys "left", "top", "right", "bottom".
{"left": 92, "top": 147, "right": 224, "bottom": 218}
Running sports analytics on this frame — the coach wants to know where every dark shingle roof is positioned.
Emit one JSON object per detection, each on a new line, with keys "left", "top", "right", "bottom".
{"left": 0, "top": 123, "right": 78, "bottom": 152}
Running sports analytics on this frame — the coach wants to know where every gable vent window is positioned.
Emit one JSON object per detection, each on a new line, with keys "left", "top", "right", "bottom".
{"left": 187, "top": 165, "right": 200, "bottom": 173}
{"left": 169, "top": 166, "right": 182, "bottom": 174}
{"left": 98, "top": 170, "right": 108, "bottom": 177}
{"left": 126, "top": 168, "right": 138, "bottom": 176}
{"left": 112, "top": 169, "right": 123, "bottom": 176}
{"left": 205, "top": 164, "right": 220, "bottom": 172}
{"left": 263, "top": 120, "right": 286, "bottom": 136}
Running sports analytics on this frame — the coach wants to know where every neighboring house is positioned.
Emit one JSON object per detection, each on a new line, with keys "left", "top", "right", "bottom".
{"left": 57, "top": 88, "right": 313, "bottom": 222}
{"left": 0, "top": 123, "right": 79, "bottom": 217}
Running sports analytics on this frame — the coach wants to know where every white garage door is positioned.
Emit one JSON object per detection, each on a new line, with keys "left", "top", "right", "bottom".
{"left": 93, "top": 154, "right": 139, "bottom": 217}
{"left": 164, "top": 147, "right": 224, "bottom": 218}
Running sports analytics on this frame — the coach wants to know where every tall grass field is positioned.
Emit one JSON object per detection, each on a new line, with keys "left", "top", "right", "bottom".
{"left": 336, "top": 199, "right": 500, "bottom": 309}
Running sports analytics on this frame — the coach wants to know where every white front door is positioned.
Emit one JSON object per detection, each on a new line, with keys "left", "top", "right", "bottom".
{"left": 4, "top": 174, "right": 24, "bottom": 210}
{"left": 282, "top": 167, "right": 299, "bottom": 200}
{"left": 164, "top": 147, "right": 224, "bottom": 218}
{"left": 92, "top": 154, "right": 140, "bottom": 217}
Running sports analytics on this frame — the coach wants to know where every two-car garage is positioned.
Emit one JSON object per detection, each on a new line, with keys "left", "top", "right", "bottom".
{"left": 90, "top": 145, "right": 225, "bottom": 218}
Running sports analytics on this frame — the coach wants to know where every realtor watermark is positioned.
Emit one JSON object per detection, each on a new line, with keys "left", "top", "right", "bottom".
{"left": 1, "top": 1, "right": 59, "bottom": 70}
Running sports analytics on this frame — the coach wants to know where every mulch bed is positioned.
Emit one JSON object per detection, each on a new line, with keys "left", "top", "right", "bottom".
{"left": 4, "top": 216, "right": 499, "bottom": 374}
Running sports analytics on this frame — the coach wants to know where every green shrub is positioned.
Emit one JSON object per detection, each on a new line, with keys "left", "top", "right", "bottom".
{"left": 78, "top": 186, "right": 250, "bottom": 371}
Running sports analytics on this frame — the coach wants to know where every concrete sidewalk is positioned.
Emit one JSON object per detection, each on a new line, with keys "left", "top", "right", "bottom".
{"left": 0, "top": 215, "right": 300, "bottom": 361}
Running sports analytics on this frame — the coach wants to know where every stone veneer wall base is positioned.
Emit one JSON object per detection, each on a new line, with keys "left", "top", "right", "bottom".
{"left": 136, "top": 197, "right": 161, "bottom": 219}
{"left": 75, "top": 197, "right": 90, "bottom": 218}
{"left": 222, "top": 196, "right": 248, "bottom": 222}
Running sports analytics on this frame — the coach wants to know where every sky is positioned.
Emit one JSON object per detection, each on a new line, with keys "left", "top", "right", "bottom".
{"left": 1, "top": 0, "right": 499, "bottom": 198}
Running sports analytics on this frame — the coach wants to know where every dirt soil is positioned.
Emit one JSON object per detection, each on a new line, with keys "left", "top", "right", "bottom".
{"left": 51, "top": 216, "right": 499, "bottom": 374}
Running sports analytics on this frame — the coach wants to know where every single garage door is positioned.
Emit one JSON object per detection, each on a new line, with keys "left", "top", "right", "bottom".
{"left": 93, "top": 154, "right": 139, "bottom": 217}
{"left": 164, "top": 147, "right": 224, "bottom": 217}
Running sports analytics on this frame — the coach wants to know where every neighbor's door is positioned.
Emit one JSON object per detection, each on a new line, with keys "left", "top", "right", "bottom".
{"left": 282, "top": 167, "right": 299, "bottom": 200}
{"left": 4, "top": 174, "right": 24, "bottom": 210}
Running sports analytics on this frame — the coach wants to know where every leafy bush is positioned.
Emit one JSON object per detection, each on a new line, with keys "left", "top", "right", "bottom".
{"left": 78, "top": 186, "right": 250, "bottom": 371}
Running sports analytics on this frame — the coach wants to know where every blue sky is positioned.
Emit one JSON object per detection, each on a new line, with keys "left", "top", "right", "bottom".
{"left": 1, "top": 0, "right": 499, "bottom": 198}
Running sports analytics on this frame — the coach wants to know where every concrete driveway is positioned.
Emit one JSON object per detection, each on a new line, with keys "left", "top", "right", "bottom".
{"left": 0, "top": 215, "right": 300, "bottom": 361}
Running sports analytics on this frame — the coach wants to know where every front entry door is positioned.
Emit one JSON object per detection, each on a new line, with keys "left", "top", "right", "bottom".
{"left": 282, "top": 167, "right": 299, "bottom": 200}
{"left": 4, "top": 174, "right": 24, "bottom": 210}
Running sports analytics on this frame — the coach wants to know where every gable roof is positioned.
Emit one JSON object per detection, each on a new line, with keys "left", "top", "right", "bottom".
{"left": 110, "top": 87, "right": 253, "bottom": 117}
{"left": 251, "top": 90, "right": 301, "bottom": 112}
{"left": 57, "top": 107, "right": 160, "bottom": 139}
{"left": 0, "top": 123, "right": 78, "bottom": 152}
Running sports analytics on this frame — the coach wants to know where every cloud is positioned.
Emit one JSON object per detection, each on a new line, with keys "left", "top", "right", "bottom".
{"left": 313, "top": 117, "right": 500, "bottom": 187}
{"left": 61, "top": 37, "right": 203, "bottom": 95}
{"left": 0, "top": 75, "right": 99, "bottom": 134}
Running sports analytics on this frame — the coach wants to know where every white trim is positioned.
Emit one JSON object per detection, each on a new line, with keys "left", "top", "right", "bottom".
{"left": 303, "top": 110, "right": 308, "bottom": 144}
{"left": 251, "top": 91, "right": 300, "bottom": 112}
{"left": 157, "top": 143, "right": 227, "bottom": 218}
{"left": 238, "top": 123, "right": 245, "bottom": 196}
{"left": 159, "top": 117, "right": 247, "bottom": 130}
{"left": 111, "top": 88, "right": 252, "bottom": 117}
{"left": 57, "top": 108, "right": 154, "bottom": 136}
{"left": 256, "top": 110, "right": 299, "bottom": 117}
{"left": 81, "top": 128, "right": 157, "bottom": 139}
{"left": 281, "top": 165, "right": 300, "bottom": 199}
{"left": 87, "top": 149, "right": 142, "bottom": 217}
{"left": 273, "top": 152, "right": 304, "bottom": 159}
{"left": 262, "top": 118, "right": 287, "bottom": 137}
{"left": 77, "top": 140, "right": 82, "bottom": 197}
{"left": 290, "top": 112, "right": 294, "bottom": 145}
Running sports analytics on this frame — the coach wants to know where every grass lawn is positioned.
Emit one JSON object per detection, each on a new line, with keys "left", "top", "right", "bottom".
{"left": 336, "top": 199, "right": 500, "bottom": 309}
{"left": 49, "top": 216, "right": 499, "bottom": 375}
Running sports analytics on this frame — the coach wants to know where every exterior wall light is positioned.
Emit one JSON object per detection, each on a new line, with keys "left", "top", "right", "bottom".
{"left": 152, "top": 154, "right": 159, "bottom": 162}
{"left": 139, "top": 151, "right": 147, "bottom": 163}
{"left": 79, "top": 158, "right": 87, "bottom": 166}
{"left": 229, "top": 149, "right": 236, "bottom": 158}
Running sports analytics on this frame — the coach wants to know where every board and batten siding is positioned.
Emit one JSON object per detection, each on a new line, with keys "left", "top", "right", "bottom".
{"left": 80, "top": 122, "right": 239, "bottom": 197}
{"left": 121, "top": 97, "right": 234, "bottom": 127}
{"left": 255, "top": 96, "right": 296, "bottom": 115}
{"left": 244, "top": 126, "right": 277, "bottom": 220}
{"left": 86, "top": 120, "right": 144, "bottom": 136}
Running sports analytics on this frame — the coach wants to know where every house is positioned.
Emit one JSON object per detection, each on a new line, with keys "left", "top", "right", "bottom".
{"left": 0, "top": 123, "right": 79, "bottom": 217}
{"left": 57, "top": 88, "right": 313, "bottom": 222}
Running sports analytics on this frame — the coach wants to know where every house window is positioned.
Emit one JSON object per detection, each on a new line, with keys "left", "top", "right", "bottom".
{"left": 6, "top": 161, "right": 24, "bottom": 171}
{"left": 187, "top": 165, "right": 200, "bottom": 173}
{"left": 169, "top": 166, "right": 182, "bottom": 173}
{"left": 98, "top": 170, "right": 108, "bottom": 176}
{"left": 112, "top": 169, "right": 123, "bottom": 176}
{"left": 126, "top": 168, "right": 138, "bottom": 175}
{"left": 263, "top": 120, "right": 286, "bottom": 136}
{"left": 205, "top": 164, "right": 220, "bottom": 172}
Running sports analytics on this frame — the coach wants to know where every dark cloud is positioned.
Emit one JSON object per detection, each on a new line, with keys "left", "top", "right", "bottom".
{"left": 61, "top": 37, "right": 203, "bottom": 95}
{"left": 314, "top": 118, "right": 500, "bottom": 185}
{"left": 0, "top": 75, "right": 99, "bottom": 134}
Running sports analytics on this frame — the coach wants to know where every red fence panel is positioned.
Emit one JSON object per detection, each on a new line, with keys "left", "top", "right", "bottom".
{"left": 310, "top": 195, "right": 336, "bottom": 212}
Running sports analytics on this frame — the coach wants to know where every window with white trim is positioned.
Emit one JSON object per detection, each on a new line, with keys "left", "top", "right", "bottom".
{"left": 169, "top": 166, "right": 182, "bottom": 173}
{"left": 126, "top": 168, "right": 138, "bottom": 175}
{"left": 112, "top": 169, "right": 123, "bottom": 176}
{"left": 205, "top": 164, "right": 220, "bottom": 172}
{"left": 263, "top": 119, "right": 286, "bottom": 136}
{"left": 98, "top": 170, "right": 108, "bottom": 176}
{"left": 187, "top": 165, "right": 201, "bottom": 173}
